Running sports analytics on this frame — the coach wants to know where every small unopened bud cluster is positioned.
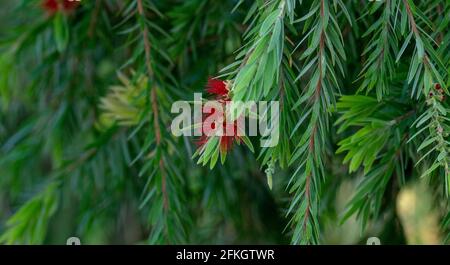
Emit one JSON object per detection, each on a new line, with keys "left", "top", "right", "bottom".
{"left": 428, "top": 83, "right": 446, "bottom": 102}
{"left": 426, "top": 83, "right": 449, "bottom": 138}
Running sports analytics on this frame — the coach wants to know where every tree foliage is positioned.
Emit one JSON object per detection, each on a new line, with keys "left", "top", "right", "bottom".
{"left": 0, "top": 0, "right": 449, "bottom": 245}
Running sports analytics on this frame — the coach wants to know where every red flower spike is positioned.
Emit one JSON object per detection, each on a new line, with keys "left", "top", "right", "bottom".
{"left": 42, "top": 0, "right": 79, "bottom": 14}
{"left": 220, "top": 136, "right": 234, "bottom": 152}
{"left": 206, "top": 78, "right": 229, "bottom": 99}
{"left": 62, "top": 0, "right": 79, "bottom": 11}
{"left": 197, "top": 122, "right": 241, "bottom": 152}
{"left": 42, "top": 0, "right": 58, "bottom": 13}
{"left": 435, "top": 83, "right": 442, "bottom": 91}
{"left": 196, "top": 107, "right": 242, "bottom": 152}
{"left": 219, "top": 121, "right": 241, "bottom": 152}
{"left": 196, "top": 78, "right": 242, "bottom": 154}
{"left": 195, "top": 135, "right": 209, "bottom": 147}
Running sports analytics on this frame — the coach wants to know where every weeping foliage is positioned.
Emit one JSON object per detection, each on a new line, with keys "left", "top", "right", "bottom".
{"left": 0, "top": 0, "right": 449, "bottom": 245}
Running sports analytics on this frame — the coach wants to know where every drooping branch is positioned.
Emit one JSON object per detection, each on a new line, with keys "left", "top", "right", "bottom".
{"left": 136, "top": 0, "right": 168, "bottom": 210}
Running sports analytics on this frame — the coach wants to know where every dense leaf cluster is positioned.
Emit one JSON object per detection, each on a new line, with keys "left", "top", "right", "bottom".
{"left": 0, "top": 0, "right": 448, "bottom": 244}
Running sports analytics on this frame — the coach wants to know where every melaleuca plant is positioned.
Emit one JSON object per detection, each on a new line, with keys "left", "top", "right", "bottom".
{"left": 0, "top": 0, "right": 448, "bottom": 245}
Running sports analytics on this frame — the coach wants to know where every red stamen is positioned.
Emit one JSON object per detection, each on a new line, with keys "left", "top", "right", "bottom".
{"left": 206, "top": 78, "right": 229, "bottom": 98}
{"left": 62, "top": 0, "right": 79, "bottom": 11}
{"left": 42, "top": 0, "right": 58, "bottom": 13}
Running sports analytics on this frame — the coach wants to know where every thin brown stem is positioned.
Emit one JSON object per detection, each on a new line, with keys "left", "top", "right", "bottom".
{"left": 137, "top": 0, "right": 168, "bottom": 211}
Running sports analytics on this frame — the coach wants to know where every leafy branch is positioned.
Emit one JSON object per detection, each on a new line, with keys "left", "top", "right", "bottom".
{"left": 357, "top": 0, "right": 398, "bottom": 100}
{"left": 116, "top": 0, "right": 190, "bottom": 243}
{"left": 288, "top": 0, "right": 349, "bottom": 244}
{"left": 398, "top": 0, "right": 449, "bottom": 197}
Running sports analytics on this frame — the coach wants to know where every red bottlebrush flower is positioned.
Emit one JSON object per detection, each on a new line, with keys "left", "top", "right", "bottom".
{"left": 42, "top": 0, "right": 58, "bottom": 13}
{"left": 195, "top": 78, "right": 242, "bottom": 154}
{"left": 197, "top": 120, "right": 241, "bottom": 152}
{"left": 62, "top": 0, "right": 79, "bottom": 11}
{"left": 42, "top": 0, "right": 79, "bottom": 13}
{"left": 196, "top": 105, "right": 242, "bottom": 152}
{"left": 206, "top": 78, "right": 229, "bottom": 99}
{"left": 196, "top": 134, "right": 209, "bottom": 147}
{"left": 218, "top": 121, "right": 242, "bottom": 152}
{"left": 435, "top": 83, "right": 442, "bottom": 91}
